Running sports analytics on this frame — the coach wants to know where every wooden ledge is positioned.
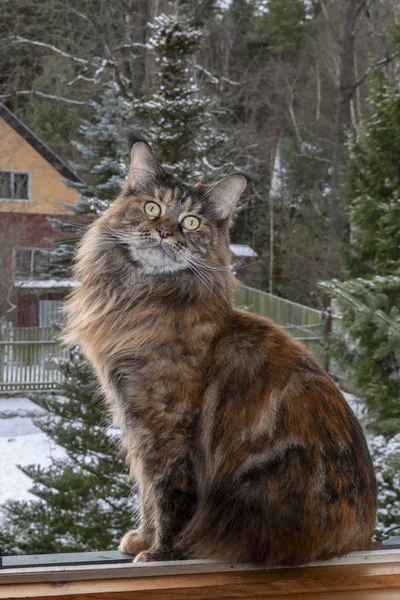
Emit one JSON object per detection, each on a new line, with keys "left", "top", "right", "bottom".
{"left": 1, "top": 549, "right": 400, "bottom": 599}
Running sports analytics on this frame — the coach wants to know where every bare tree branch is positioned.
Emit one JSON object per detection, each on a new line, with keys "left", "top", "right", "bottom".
{"left": 11, "top": 36, "right": 89, "bottom": 65}
{"left": 352, "top": 51, "right": 400, "bottom": 90}
{"left": 0, "top": 90, "right": 95, "bottom": 106}
{"left": 190, "top": 62, "right": 242, "bottom": 86}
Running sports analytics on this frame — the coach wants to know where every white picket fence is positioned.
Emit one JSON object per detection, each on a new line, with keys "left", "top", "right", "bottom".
{"left": 0, "top": 327, "right": 67, "bottom": 393}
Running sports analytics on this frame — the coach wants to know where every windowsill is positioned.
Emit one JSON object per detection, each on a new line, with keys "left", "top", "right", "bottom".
{"left": 1, "top": 546, "right": 400, "bottom": 599}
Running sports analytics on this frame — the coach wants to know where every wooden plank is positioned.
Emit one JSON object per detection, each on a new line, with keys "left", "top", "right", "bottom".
{"left": 2, "top": 552, "right": 400, "bottom": 598}
{"left": 1, "top": 564, "right": 400, "bottom": 599}
{"left": 2, "top": 550, "right": 400, "bottom": 584}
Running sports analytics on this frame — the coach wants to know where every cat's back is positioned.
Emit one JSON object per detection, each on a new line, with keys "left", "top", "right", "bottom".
{"left": 195, "top": 309, "right": 377, "bottom": 565}
{"left": 211, "top": 308, "right": 310, "bottom": 389}
{"left": 202, "top": 308, "right": 376, "bottom": 490}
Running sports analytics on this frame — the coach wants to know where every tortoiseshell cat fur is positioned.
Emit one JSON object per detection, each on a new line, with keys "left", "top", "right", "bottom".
{"left": 64, "top": 138, "right": 376, "bottom": 566}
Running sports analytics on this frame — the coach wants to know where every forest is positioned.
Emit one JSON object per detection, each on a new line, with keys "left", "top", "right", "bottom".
{"left": 0, "top": 0, "right": 399, "bottom": 554}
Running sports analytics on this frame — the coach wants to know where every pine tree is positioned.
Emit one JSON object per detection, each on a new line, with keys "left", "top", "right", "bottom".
{"left": 0, "top": 352, "right": 134, "bottom": 554}
{"left": 320, "top": 69, "right": 400, "bottom": 436}
{"left": 249, "top": 0, "right": 309, "bottom": 60}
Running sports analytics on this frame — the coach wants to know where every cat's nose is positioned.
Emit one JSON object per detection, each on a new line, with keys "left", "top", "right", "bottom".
{"left": 156, "top": 225, "right": 173, "bottom": 239}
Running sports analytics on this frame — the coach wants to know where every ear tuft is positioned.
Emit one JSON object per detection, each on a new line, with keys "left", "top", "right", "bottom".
{"left": 207, "top": 174, "right": 247, "bottom": 220}
{"left": 129, "top": 142, "right": 162, "bottom": 188}
{"left": 127, "top": 129, "right": 149, "bottom": 149}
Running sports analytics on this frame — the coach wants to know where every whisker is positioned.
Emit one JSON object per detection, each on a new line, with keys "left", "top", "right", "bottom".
{"left": 187, "top": 265, "right": 216, "bottom": 298}
{"left": 182, "top": 257, "right": 218, "bottom": 297}
{"left": 177, "top": 248, "right": 231, "bottom": 272}
{"left": 183, "top": 257, "right": 223, "bottom": 297}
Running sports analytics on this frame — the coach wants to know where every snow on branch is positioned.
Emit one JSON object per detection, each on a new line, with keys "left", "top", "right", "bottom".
{"left": 190, "top": 62, "right": 242, "bottom": 86}
{"left": 0, "top": 90, "right": 95, "bottom": 106}
{"left": 11, "top": 36, "right": 90, "bottom": 64}
{"left": 10, "top": 36, "right": 119, "bottom": 75}
{"left": 114, "top": 42, "right": 149, "bottom": 50}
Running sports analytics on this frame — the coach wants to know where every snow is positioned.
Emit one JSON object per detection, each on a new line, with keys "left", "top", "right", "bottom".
{"left": 0, "top": 396, "right": 65, "bottom": 506}
{"left": 229, "top": 244, "right": 258, "bottom": 257}
{"left": 342, "top": 390, "right": 400, "bottom": 530}
{"left": 0, "top": 396, "right": 45, "bottom": 416}
{"left": 270, "top": 146, "right": 283, "bottom": 198}
{"left": 14, "top": 279, "right": 79, "bottom": 289}
{"left": 342, "top": 390, "right": 368, "bottom": 423}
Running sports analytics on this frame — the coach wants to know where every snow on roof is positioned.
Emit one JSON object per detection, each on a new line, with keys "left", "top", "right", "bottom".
{"left": 229, "top": 244, "right": 258, "bottom": 257}
{"left": 14, "top": 279, "right": 80, "bottom": 289}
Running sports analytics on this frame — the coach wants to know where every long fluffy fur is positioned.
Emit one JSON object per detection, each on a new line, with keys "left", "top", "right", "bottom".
{"left": 64, "top": 143, "right": 376, "bottom": 565}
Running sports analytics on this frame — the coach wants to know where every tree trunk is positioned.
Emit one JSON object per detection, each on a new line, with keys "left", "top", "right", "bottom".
{"left": 131, "top": 0, "right": 150, "bottom": 98}
{"left": 330, "top": 0, "right": 364, "bottom": 240}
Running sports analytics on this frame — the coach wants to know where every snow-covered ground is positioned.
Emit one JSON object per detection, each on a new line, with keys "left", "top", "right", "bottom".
{"left": 0, "top": 396, "right": 65, "bottom": 505}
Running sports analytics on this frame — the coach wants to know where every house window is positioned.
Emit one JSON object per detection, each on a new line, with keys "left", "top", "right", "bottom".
{"left": 0, "top": 170, "right": 30, "bottom": 201}
{"left": 14, "top": 247, "right": 51, "bottom": 278}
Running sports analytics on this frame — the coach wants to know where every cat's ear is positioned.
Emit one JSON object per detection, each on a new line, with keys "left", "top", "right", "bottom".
{"left": 206, "top": 174, "right": 247, "bottom": 220}
{"left": 128, "top": 142, "right": 162, "bottom": 188}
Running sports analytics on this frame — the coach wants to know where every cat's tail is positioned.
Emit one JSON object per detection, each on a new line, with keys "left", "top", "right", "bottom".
{"left": 181, "top": 483, "right": 274, "bottom": 565}
{"left": 181, "top": 482, "right": 372, "bottom": 566}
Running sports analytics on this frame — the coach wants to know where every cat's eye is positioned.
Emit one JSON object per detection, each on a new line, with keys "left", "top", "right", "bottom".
{"left": 182, "top": 215, "right": 200, "bottom": 231}
{"left": 144, "top": 202, "right": 161, "bottom": 218}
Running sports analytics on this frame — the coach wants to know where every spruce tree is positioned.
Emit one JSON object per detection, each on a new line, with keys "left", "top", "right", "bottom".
{"left": 320, "top": 70, "right": 400, "bottom": 436}
{"left": 44, "top": 85, "right": 130, "bottom": 279}
{"left": 131, "top": 12, "right": 225, "bottom": 181}
{"left": 0, "top": 353, "right": 133, "bottom": 554}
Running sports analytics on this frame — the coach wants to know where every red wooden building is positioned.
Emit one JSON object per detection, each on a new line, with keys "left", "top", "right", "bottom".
{"left": 0, "top": 102, "right": 82, "bottom": 327}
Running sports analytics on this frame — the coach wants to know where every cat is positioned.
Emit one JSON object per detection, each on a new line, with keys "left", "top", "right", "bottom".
{"left": 64, "top": 137, "right": 377, "bottom": 566}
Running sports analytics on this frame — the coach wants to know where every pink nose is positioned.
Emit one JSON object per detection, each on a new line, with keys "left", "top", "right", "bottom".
{"left": 157, "top": 226, "right": 173, "bottom": 239}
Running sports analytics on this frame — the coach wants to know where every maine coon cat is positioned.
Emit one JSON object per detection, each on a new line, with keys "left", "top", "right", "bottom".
{"left": 64, "top": 137, "right": 377, "bottom": 565}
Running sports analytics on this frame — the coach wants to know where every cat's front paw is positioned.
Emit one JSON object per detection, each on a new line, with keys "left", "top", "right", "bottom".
{"left": 134, "top": 547, "right": 185, "bottom": 562}
{"left": 134, "top": 550, "right": 154, "bottom": 562}
{"left": 119, "top": 530, "right": 151, "bottom": 556}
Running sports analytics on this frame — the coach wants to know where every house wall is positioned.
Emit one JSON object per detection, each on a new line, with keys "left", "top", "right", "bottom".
{"left": 0, "top": 212, "right": 79, "bottom": 325}
{"left": 0, "top": 116, "right": 82, "bottom": 325}
{"left": 0, "top": 118, "right": 79, "bottom": 214}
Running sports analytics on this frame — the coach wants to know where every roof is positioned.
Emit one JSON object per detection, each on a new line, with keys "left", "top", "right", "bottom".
{"left": 0, "top": 102, "right": 83, "bottom": 184}
{"left": 229, "top": 244, "right": 258, "bottom": 257}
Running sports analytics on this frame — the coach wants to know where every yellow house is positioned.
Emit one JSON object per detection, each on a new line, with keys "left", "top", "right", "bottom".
{"left": 0, "top": 102, "right": 80, "bottom": 215}
{"left": 0, "top": 102, "right": 82, "bottom": 326}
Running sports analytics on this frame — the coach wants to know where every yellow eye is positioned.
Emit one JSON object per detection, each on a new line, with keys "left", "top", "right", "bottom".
{"left": 144, "top": 202, "right": 161, "bottom": 218}
{"left": 182, "top": 215, "right": 200, "bottom": 231}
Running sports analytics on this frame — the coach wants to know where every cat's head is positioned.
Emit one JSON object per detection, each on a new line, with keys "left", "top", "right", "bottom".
{"left": 101, "top": 140, "right": 247, "bottom": 276}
